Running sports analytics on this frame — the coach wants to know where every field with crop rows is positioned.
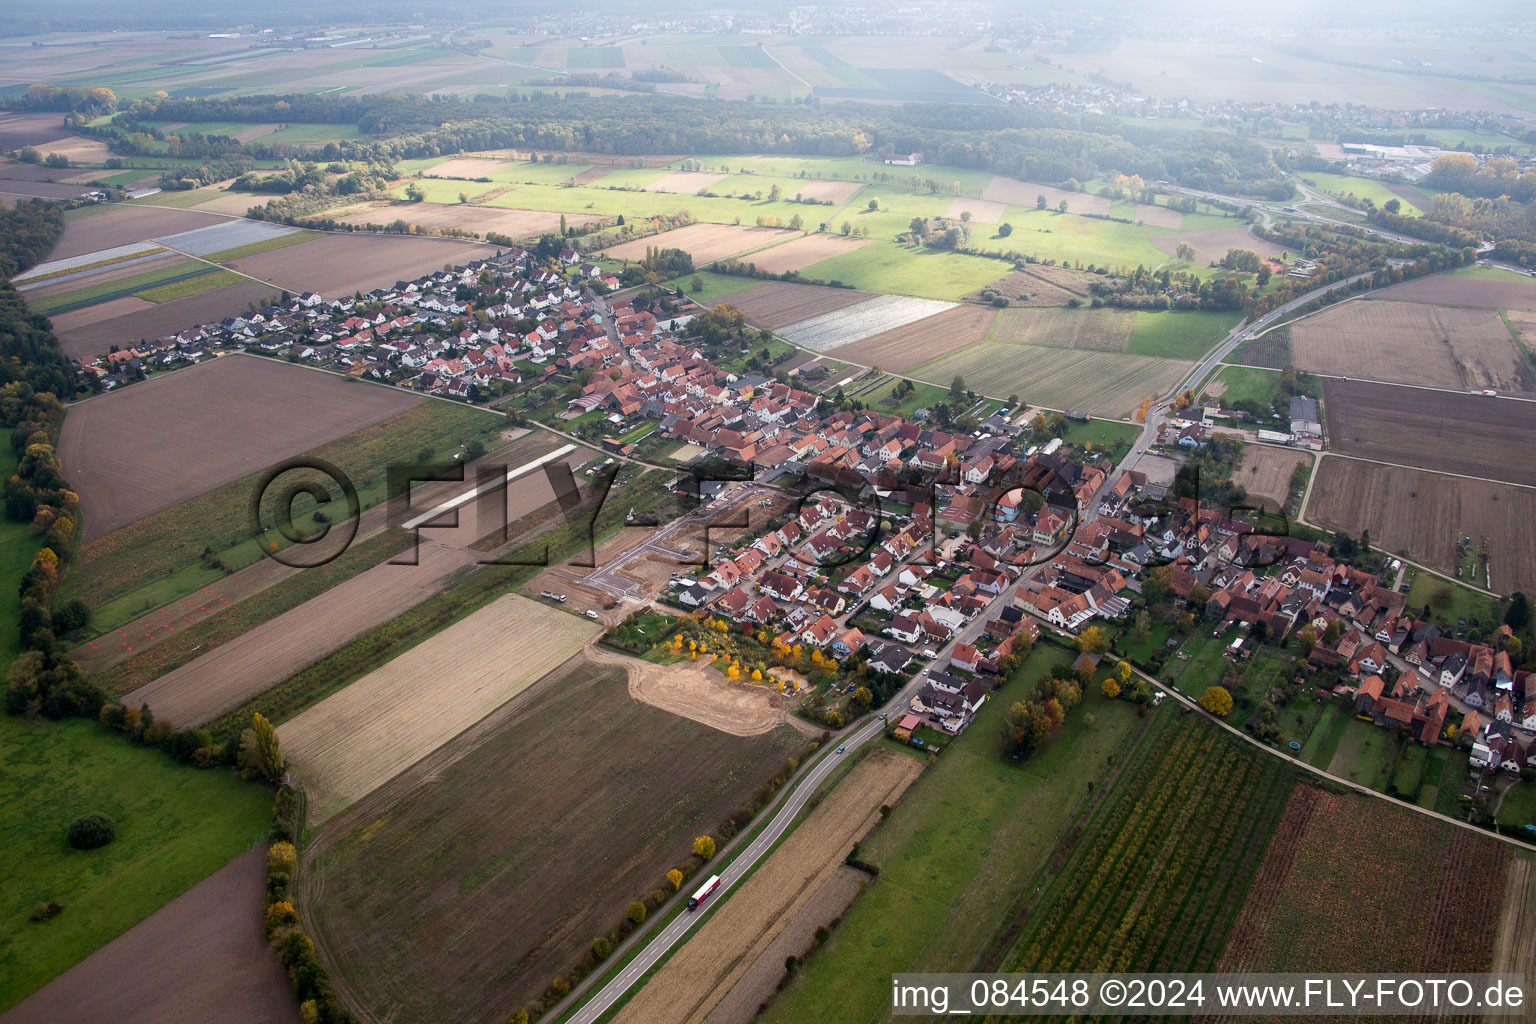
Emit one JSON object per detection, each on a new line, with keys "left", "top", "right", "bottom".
{"left": 910, "top": 342, "right": 1193, "bottom": 416}
{"left": 986, "top": 712, "right": 1297, "bottom": 975}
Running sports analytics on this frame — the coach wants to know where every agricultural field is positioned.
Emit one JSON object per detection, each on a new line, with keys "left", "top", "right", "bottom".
{"left": 825, "top": 304, "right": 996, "bottom": 371}
{"left": 226, "top": 233, "right": 493, "bottom": 297}
{"left": 51, "top": 280, "right": 276, "bottom": 360}
{"left": 1374, "top": 269, "right": 1536, "bottom": 311}
{"left": 5, "top": 847, "right": 298, "bottom": 1024}
{"left": 910, "top": 342, "right": 1194, "bottom": 416}
{"left": 1148, "top": 224, "right": 1285, "bottom": 267}
{"left": 981, "top": 176, "right": 1110, "bottom": 214}
{"left": 797, "top": 240, "right": 1011, "bottom": 301}
{"left": 731, "top": 232, "right": 869, "bottom": 274}
{"left": 45, "top": 205, "right": 226, "bottom": 261}
{"left": 303, "top": 656, "right": 808, "bottom": 1024}
{"left": 706, "top": 280, "right": 873, "bottom": 330}
{"left": 681, "top": 270, "right": 761, "bottom": 304}
{"left": 336, "top": 200, "right": 600, "bottom": 239}
{"left": 0, "top": 716, "right": 271, "bottom": 1011}
{"left": 58, "top": 355, "right": 421, "bottom": 540}
{"left": 970, "top": 264, "right": 1096, "bottom": 306}
{"left": 762, "top": 646, "right": 1142, "bottom": 1024}
{"left": 1204, "top": 365, "right": 1284, "bottom": 407}
{"left": 988, "top": 714, "right": 1297, "bottom": 977}
{"left": 148, "top": 219, "right": 302, "bottom": 257}
{"left": 1321, "top": 379, "right": 1536, "bottom": 486}
{"left": 604, "top": 223, "right": 797, "bottom": 265}
{"left": 988, "top": 307, "right": 1137, "bottom": 350}
{"left": 613, "top": 748, "right": 923, "bottom": 1024}
{"left": 116, "top": 443, "right": 581, "bottom": 730}
{"left": 60, "top": 399, "right": 502, "bottom": 615}
{"left": 777, "top": 294, "right": 956, "bottom": 353}
{"left": 1235, "top": 445, "right": 1311, "bottom": 512}
{"left": 1288, "top": 299, "right": 1535, "bottom": 393}
{"left": 1299, "top": 171, "right": 1423, "bottom": 214}
{"left": 1216, "top": 786, "right": 1507, "bottom": 972}
{"left": 1306, "top": 458, "right": 1536, "bottom": 596}
{"left": 280, "top": 595, "right": 599, "bottom": 822}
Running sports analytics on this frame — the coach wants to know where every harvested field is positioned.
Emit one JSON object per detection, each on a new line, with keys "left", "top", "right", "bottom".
{"left": 0, "top": 113, "right": 73, "bottom": 149}
{"left": 1215, "top": 786, "right": 1506, "bottom": 973}
{"left": 1150, "top": 225, "right": 1283, "bottom": 266}
{"left": 422, "top": 157, "right": 513, "bottom": 178}
{"left": 1375, "top": 273, "right": 1536, "bottom": 311}
{"left": 1290, "top": 299, "right": 1535, "bottom": 393}
{"left": 44, "top": 295, "right": 154, "bottom": 331}
{"left": 2, "top": 846, "right": 299, "bottom": 1024}
{"left": 605, "top": 223, "right": 797, "bottom": 265}
{"left": 1134, "top": 203, "right": 1185, "bottom": 229}
{"left": 646, "top": 170, "right": 728, "bottom": 194}
{"left": 59, "top": 356, "right": 419, "bottom": 540}
{"left": 280, "top": 595, "right": 599, "bottom": 822}
{"left": 707, "top": 280, "right": 874, "bottom": 330}
{"left": 1321, "top": 379, "right": 1536, "bottom": 486}
{"left": 1235, "top": 445, "right": 1309, "bottom": 511}
{"left": 989, "top": 306, "right": 1136, "bottom": 350}
{"left": 733, "top": 233, "right": 868, "bottom": 275}
{"left": 336, "top": 201, "right": 602, "bottom": 239}
{"left": 827, "top": 304, "right": 995, "bottom": 371}
{"left": 778, "top": 294, "right": 957, "bottom": 352}
{"left": 589, "top": 643, "right": 795, "bottom": 737}
{"left": 1306, "top": 458, "right": 1536, "bottom": 595}
{"left": 968, "top": 264, "right": 1096, "bottom": 306}
{"left": 1503, "top": 308, "right": 1536, "bottom": 354}
{"left": 912, "top": 343, "right": 1193, "bottom": 417}
{"left": 186, "top": 191, "right": 269, "bottom": 217}
{"left": 48, "top": 206, "right": 226, "bottom": 261}
{"left": 118, "top": 446, "right": 585, "bottom": 728}
{"left": 701, "top": 868, "right": 864, "bottom": 1024}
{"left": 944, "top": 197, "right": 1007, "bottom": 223}
{"left": 779, "top": 179, "right": 862, "bottom": 204}
{"left": 1489, "top": 855, "right": 1536, "bottom": 1011}
{"left": 982, "top": 176, "right": 1111, "bottom": 215}
{"left": 613, "top": 749, "right": 924, "bottom": 1024}
{"left": 227, "top": 234, "right": 493, "bottom": 297}
{"left": 53, "top": 280, "right": 274, "bottom": 359}
{"left": 303, "top": 657, "right": 807, "bottom": 1024}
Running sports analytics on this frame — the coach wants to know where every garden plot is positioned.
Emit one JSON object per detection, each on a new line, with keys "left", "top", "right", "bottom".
{"left": 778, "top": 294, "right": 957, "bottom": 352}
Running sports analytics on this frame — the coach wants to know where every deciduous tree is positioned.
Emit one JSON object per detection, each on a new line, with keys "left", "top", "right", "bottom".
{"left": 1199, "top": 685, "right": 1233, "bottom": 717}
{"left": 693, "top": 835, "right": 716, "bottom": 860}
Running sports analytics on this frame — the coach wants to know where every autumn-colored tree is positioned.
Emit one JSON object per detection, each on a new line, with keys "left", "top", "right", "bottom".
{"left": 667, "top": 868, "right": 683, "bottom": 891}
{"left": 246, "top": 712, "right": 284, "bottom": 783}
{"left": 1297, "top": 626, "right": 1318, "bottom": 656}
{"left": 507, "top": 1010, "right": 531, "bottom": 1024}
{"left": 1102, "top": 677, "right": 1121, "bottom": 699}
{"left": 693, "top": 835, "right": 717, "bottom": 860}
{"left": 1199, "top": 685, "right": 1234, "bottom": 717}
{"left": 1324, "top": 618, "right": 1344, "bottom": 644}
{"left": 751, "top": 668, "right": 763, "bottom": 681}
{"left": 627, "top": 901, "right": 647, "bottom": 924}
{"left": 853, "top": 686, "right": 873, "bottom": 709}
{"left": 1116, "top": 660, "right": 1133, "bottom": 684}
{"left": 592, "top": 936, "right": 613, "bottom": 960}
{"left": 1077, "top": 626, "right": 1110, "bottom": 654}
{"left": 265, "top": 900, "right": 297, "bottom": 935}
{"left": 268, "top": 841, "right": 297, "bottom": 874}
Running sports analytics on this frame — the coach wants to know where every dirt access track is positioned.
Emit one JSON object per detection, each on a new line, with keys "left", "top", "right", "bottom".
{"left": 2, "top": 846, "right": 298, "bottom": 1024}
{"left": 613, "top": 747, "right": 924, "bottom": 1024}
{"left": 587, "top": 642, "right": 806, "bottom": 738}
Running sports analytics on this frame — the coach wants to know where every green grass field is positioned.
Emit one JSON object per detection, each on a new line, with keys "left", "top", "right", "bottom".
{"left": 1207, "top": 364, "right": 1282, "bottom": 406}
{"left": 1127, "top": 309, "right": 1238, "bottom": 360}
{"left": 261, "top": 123, "right": 364, "bottom": 144}
{"left": 0, "top": 716, "right": 272, "bottom": 1011}
{"left": 1326, "top": 716, "right": 1399, "bottom": 792}
{"left": 1496, "top": 777, "right": 1536, "bottom": 829}
{"left": 28, "top": 259, "right": 204, "bottom": 314}
{"left": 1299, "top": 172, "right": 1422, "bottom": 215}
{"left": 393, "top": 178, "right": 500, "bottom": 204}
{"left": 680, "top": 270, "right": 759, "bottom": 303}
{"left": 1404, "top": 571, "right": 1501, "bottom": 629}
{"left": 1300, "top": 702, "right": 1348, "bottom": 768}
{"left": 0, "top": 435, "right": 40, "bottom": 668}
{"left": 1060, "top": 416, "right": 1140, "bottom": 456}
{"left": 762, "top": 644, "right": 1145, "bottom": 1024}
{"left": 798, "top": 240, "right": 1008, "bottom": 300}
{"left": 911, "top": 342, "right": 1193, "bottom": 417}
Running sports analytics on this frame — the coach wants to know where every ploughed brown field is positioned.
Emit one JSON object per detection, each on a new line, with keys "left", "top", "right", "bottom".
{"left": 53, "top": 280, "right": 276, "bottom": 360}
{"left": 58, "top": 355, "right": 420, "bottom": 540}
{"left": 604, "top": 223, "right": 797, "bottom": 265}
{"left": 1235, "top": 445, "right": 1310, "bottom": 512}
{"left": 982, "top": 176, "right": 1111, "bottom": 215}
{"left": 827, "top": 304, "right": 996, "bottom": 371}
{"left": 1215, "top": 785, "right": 1506, "bottom": 975}
{"left": 227, "top": 234, "right": 494, "bottom": 297}
{"left": 1321, "top": 378, "right": 1536, "bottom": 486}
{"left": 47, "top": 205, "right": 226, "bottom": 261}
{"left": 1374, "top": 273, "right": 1536, "bottom": 311}
{"left": 1306, "top": 458, "right": 1536, "bottom": 595}
{"left": 706, "top": 280, "right": 874, "bottom": 330}
{"left": 733, "top": 233, "right": 868, "bottom": 275}
{"left": 1289, "top": 299, "right": 1535, "bottom": 394}
{"left": 645, "top": 170, "right": 728, "bottom": 194}
{"left": 303, "top": 657, "right": 807, "bottom": 1024}
{"left": 3, "top": 846, "right": 298, "bottom": 1024}
{"left": 1150, "top": 225, "right": 1284, "bottom": 267}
